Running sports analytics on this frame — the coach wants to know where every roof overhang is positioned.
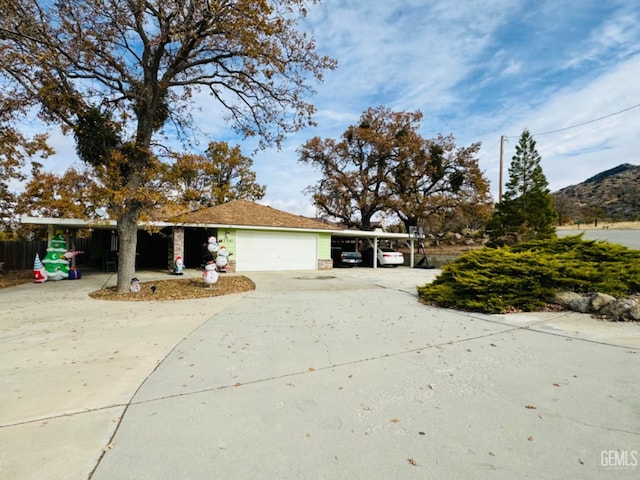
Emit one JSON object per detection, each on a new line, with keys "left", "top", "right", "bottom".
{"left": 330, "top": 229, "right": 413, "bottom": 240}
{"left": 20, "top": 216, "right": 415, "bottom": 240}
{"left": 173, "top": 222, "right": 339, "bottom": 234}
{"left": 19, "top": 216, "right": 174, "bottom": 230}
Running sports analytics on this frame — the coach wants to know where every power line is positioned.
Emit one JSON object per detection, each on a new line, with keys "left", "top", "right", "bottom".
{"left": 496, "top": 102, "right": 640, "bottom": 202}
{"left": 506, "top": 102, "right": 640, "bottom": 138}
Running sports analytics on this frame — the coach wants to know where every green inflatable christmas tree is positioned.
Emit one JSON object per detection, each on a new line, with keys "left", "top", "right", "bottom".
{"left": 42, "top": 233, "right": 70, "bottom": 281}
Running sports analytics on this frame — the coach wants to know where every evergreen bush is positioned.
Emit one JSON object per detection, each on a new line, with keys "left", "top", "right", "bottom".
{"left": 417, "top": 235, "right": 640, "bottom": 314}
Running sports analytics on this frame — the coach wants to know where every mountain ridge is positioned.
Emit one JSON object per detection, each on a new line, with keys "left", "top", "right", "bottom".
{"left": 552, "top": 163, "right": 640, "bottom": 222}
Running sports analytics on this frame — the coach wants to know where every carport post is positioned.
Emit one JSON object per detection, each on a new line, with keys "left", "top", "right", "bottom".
{"left": 408, "top": 227, "right": 417, "bottom": 268}
{"left": 373, "top": 236, "right": 378, "bottom": 269}
{"left": 365, "top": 237, "right": 379, "bottom": 269}
{"left": 409, "top": 237, "right": 415, "bottom": 267}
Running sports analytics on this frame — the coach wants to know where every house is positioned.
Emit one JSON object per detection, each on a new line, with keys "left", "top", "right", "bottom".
{"left": 166, "top": 200, "right": 336, "bottom": 272}
{"left": 20, "top": 200, "right": 418, "bottom": 272}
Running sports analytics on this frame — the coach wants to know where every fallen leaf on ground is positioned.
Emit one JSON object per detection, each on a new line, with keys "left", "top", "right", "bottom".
{"left": 89, "top": 275, "right": 255, "bottom": 301}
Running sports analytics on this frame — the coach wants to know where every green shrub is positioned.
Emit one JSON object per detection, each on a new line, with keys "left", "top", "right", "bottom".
{"left": 417, "top": 235, "right": 640, "bottom": 314}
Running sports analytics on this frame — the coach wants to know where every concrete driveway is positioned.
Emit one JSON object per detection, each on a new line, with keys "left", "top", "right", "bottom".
{"left": 1, "top": 267, "right": 638, "bottom": 479}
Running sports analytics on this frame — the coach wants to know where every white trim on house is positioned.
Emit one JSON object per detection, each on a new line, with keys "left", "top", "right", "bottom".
{"left": 19, "top": 216, "right": 172, "bottom": 230}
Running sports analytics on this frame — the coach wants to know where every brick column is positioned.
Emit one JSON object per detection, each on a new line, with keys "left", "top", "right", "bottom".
{"left": 169, "top": 227, "right": 185, "bottom": 271}
{"left": 318, "top": 258, "right": 333, "bottom": 270}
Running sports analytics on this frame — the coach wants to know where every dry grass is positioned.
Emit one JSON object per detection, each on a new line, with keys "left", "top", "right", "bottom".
{"left": 556, "top": 221, "right": 640, "bottom": 230}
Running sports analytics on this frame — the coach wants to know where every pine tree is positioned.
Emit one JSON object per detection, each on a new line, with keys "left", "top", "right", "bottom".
{"left": 487, "top": 130, "right": 557, "bottom": 245}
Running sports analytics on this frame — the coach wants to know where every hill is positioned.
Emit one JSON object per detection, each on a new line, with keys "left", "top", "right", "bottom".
{"left": 552, "top": 163, "right": 640, "bottom": 223}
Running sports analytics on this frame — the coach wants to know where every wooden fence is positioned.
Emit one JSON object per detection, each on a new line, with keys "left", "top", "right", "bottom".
{"left": 0, "top": 239, "right": 91, "bottom": 271}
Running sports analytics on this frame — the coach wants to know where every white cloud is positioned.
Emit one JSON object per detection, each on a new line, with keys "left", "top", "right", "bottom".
{"left": 479, "top": 53, "right": 640, "bottom": 196}
{"left": 8, "top": 0, "right": 640, "bottom": 216}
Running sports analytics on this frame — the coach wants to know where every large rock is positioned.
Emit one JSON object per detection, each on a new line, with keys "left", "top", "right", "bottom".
{"left": 554, "top": 291, "right": 583, "bottom": 308}
{"left": 590, "top": 292, "right": 616, "bottom": 311}
{"left": 629, "top": 302, "right": 640, "bottom": 321}
{"left": 600, "top": 298, "right": 636, "bottom": 322}
{"left": 555, "top": 291, "right": 639, "bottom": 321}
{"left": 555, "top": 291, "right": 592, "bottom": 313}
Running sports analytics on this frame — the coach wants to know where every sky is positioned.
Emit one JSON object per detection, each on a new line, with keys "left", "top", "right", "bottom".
{"left": 27, "top": 0, "right": 640, "bottom": 218}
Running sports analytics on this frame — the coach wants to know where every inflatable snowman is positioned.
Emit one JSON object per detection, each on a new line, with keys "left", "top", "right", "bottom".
{"left": 203, "top": 262, "right": 218, "bottom": 287}
{"left": 130, "top": 277, "right": 141, "bottom": 293}
{"left": 215, "top": 245, "right": 229, "bottom": 272}
{"left": 206, "top": 236, "right": 219, "bottom": 255}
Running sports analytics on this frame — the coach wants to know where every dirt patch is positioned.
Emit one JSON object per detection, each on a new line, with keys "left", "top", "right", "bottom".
{"left": 0, "top": 270, "right": 255, "bottom": 300}
{"left": 89, "top": 275, "right": 255, "bottom": 301}
{"left": 0, "top": 270, "right": 32, "bottom": 289}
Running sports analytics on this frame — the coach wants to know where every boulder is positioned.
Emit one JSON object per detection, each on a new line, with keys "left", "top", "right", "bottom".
{"left": 555, "top": 291, "right": 639, "bottom": 321}
{"left": 569, "top": 296, "right": 592, "bottom": 314}
{"left": 600, "top": 299, "right": 634, "bottom": 322}
{"left": 554, "top": 291, "right": 583, "bottom": 307}
{"left": 555, "top": 291, "right": 591, "bottom": 313}
{"left": 590, "top": 292, "right": 616, "bottom": 312}
{"left": 629, "top": 301, "right": 640, "bottom": 321}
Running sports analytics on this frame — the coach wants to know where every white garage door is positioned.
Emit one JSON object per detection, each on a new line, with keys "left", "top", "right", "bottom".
{"left": 235, "top": 230, "right": 318, "bottom": 271}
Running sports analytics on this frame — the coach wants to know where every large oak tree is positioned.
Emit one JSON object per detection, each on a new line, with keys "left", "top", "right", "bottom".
{"left": 17, "top": 164, "right": 100, "bottom": 220}
{"left": 0, "top": 0, "right": 335, "bottom": 291}
{"left": 166, "top": 141, "right": 266, "bottom": 208}
{"left": 299, "top": 106, "right": 421, "bottom": 230}
{"left": 0, "top": 127, "right": 52, "bottom": 233}
{"left": 388, "top": 133, "right": 492, "bottom": 233}
{"left": 299, "top": 107, "right": 491, "bottom": 232}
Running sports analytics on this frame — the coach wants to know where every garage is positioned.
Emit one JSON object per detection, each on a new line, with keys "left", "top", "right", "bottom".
{"left": 235, "top": 230, "right": 318, "bottom": 271}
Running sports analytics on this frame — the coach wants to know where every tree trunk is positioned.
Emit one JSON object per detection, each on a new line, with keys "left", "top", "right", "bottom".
{"left": 116, "top": 208, "right": 140, "bottom": 293}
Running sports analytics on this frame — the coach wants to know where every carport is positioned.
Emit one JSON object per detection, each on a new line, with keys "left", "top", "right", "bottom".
{"left": 331, "top": 229, "right": 422, "bottom": 268}
{"left": 20, "top": 201, "right": 425, "bottom": 272}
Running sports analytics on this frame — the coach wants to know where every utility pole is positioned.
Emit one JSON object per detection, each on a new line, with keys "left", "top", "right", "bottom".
{"left": 498, "top": 135, "right": 505, "bottom": 203}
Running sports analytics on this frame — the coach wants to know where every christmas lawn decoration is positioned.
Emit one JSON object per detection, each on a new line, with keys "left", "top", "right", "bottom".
{"left": 203, "top": 261, "right": 218, "bottom": 287}
{"left": 215, "top": 245, "right": 230, "bottom": 272}
{"left": 206, "top": 236, "right": 219, "bottom": 255}
{"left": 174, "top": 255, "right": 185, "bottom": 275}
{"left": 42, "top": 233, "right": 71, "bottom": 280}
{"left": 33, "top": 253, "right": 48, "bottom": 283}
{"left": 130, "top": 278, "right": 141, "bottom": 293}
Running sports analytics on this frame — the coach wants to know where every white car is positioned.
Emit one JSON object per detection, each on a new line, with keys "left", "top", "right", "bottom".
{"left": 377, "top": 248, "right": 404, "bottom": 267}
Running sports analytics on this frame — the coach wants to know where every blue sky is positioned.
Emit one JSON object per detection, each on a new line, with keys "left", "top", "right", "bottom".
{"left": 38, "top": 0, "right": 640, "bottom": 217}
